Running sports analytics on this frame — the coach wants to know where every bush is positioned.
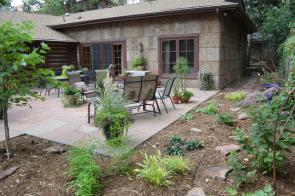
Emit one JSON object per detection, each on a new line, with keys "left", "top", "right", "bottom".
{"left": 227, "top": 185, "right": 274, "bottom": 196}
{"left": 224, "top": 91, "right": 246, "bottom": 101}
{"left": 69, "top": 148, "right": 103, "bottom": 196}
{"left": 217, "top": 113, "right": 235, "bottom": 126}
{"left": 185, "top": 140, "right": 203, "bottom": 151}
{"left": 134, "top": 151, "right": 189, "bottom": 187}
{"left": 195, "top": 102, "right": 217, "bottom": 115}
{"left": 134, "top": 152, "right": 172, "bottom": 187}
{"left": 163, "top": 156, "right": 189, "bottom": 174}
{"left": 108, "top": 150, "right": 135, "bottom": 175}
{"left": 180, "top": 112, "right": 194, "bottom": 121}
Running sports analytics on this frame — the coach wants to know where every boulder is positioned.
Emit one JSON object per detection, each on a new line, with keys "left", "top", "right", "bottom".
{"left": 238, "top": 92, "right": 263, "bottom": 108}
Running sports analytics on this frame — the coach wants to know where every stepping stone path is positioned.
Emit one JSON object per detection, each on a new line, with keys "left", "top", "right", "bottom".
{"left": 230, "top": 107, "right": 241, "bottom": 112}
{"left": 187, "top": 187, "right": 206, "bottom": 196}
{"left": 238, "top": 113, "right": 249, "bottom": 120}
{"left": 215, "top": 144, "right": 241, "bottom": 156}
{"left": 190, "top": 128, "right": 202, "bottom": 132}
{"left": 44, "top": 145, "right": 66, "bottom": 154}
{"left": 0, "top": 166, "right": 18, "bottom": 180}
{"left": 206, "top": 166, "right": 232, "bottom": 181}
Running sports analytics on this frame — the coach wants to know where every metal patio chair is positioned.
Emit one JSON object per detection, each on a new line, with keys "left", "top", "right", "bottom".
{"left": 155, "top": 77, "right": 176, "bottom": 113}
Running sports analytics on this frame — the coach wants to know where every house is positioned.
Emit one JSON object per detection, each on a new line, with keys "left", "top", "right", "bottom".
{"left": 0, "top": 0, "right": 255, "bottom": 89}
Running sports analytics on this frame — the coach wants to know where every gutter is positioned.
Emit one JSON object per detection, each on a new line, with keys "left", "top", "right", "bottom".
{"left": 50, "top": 4, "right": 240, "bottom": 29}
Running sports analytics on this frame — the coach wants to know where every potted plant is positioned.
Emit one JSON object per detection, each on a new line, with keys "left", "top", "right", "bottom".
{"left": 171, "top": 86, "right": 181, "bottom": 104}
{"left": 63, "top": 85, "right": 80, "bottom": 106}
{"left": 95, "top": 82, "right": 132, "bottom": 144}
{"left": 132, "top": 56, "right": 145, "bottom": 71}
{"left": 180, "top": 91, "right": 194, "bottom": 103}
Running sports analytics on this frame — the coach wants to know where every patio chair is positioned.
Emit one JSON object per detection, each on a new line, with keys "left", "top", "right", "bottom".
{"left": 139, "top": 75, "right": 161, "bottom": 116}
{"left": 124, "top": 76, "right": 142, "bottom": 104}
{"left": 84, "top": 90, "right": 99, "bottom": 124}
{"left": 155, "top": 77, "right": 176, "bottom": 113}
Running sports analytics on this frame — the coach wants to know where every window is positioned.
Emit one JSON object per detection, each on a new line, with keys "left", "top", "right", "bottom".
{"left": 160, "top": 37, "right": 197, "bottom": 75}
{"left": 81, "top": 46, "right": 91, "bottom": 68}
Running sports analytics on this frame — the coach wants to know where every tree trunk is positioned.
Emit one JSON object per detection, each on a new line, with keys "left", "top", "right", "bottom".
{"left": 3, "top": 102, "right": 11, "bottom": 159}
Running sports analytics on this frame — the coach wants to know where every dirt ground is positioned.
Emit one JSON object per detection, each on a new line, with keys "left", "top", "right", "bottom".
{"left": 1, "top": 93, "right": 295, "bottom": 196}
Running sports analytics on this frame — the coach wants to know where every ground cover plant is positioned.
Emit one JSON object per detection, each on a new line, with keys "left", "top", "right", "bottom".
{"left": 224, "top": 91, "right": 246, "bottom": 101}
{"left": 134, "top": 151, "right": 189, "bottom": 187}
{"left": 69, "top": 148, "right": 103, "bottom": 196}
{"left": 166, "top": 135, "right": 203, "bottom": 156}
{"left": 195, "top": 101, "right": 217, "bottom": 115}
{"left": 217, "top": 113, "right": 235, "bottom": 126}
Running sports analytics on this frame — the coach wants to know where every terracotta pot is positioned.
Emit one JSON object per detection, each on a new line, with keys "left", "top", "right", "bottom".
{"left": 137, "top": 65, "right": 144, "bottom": 71}
{"left": 171, "top": 96, "right": 181, "bottom": 104}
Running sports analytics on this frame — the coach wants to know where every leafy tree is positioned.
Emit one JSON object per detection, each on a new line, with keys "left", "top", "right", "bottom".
{"left": 0, "top": 21, "right": 52, "bottom": 159}
{"left": 0, "top": 0, "right": 9, "bottom": 6}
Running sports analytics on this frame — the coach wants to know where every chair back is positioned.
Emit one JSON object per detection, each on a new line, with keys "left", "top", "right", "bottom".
{"left": 95, "top": 70, "right": 108, "bottom": 81}
{"left": 68, "top": 71, "right": 81, "bottom": 84}
{"left": 140, "top": 75, "right": 159, "bottom": 102}
{"left": 123, "top": 76, "right": 142, "bottom": 103}
{"left": 163, "top": 77, "right": 176, "bottom": 98}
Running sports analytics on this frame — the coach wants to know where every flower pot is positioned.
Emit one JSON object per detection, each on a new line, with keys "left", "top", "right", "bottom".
{"left": 171, "top": 96, "right": 181, "bottom": 104}
{"left": 180, "top": 97, "right": 190, "bottom": 103}
{"left": 103, "top": 121, "right": 124, "bottom": 141}
{"left": 65, "top": 94, "right": 77, "bottom": 105}
{"left": 137, "top": 65, "right": 144, "bottom": 71}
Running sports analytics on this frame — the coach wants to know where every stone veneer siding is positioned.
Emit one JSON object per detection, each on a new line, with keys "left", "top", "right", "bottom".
{"left": 62, "top": 12, "right": 246, "bottom": 89}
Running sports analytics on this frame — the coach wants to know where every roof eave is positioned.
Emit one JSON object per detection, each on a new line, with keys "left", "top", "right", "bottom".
{"left": 50, "top": 4, "right": 240, "bottom": 29}
{"left": 33, "top": 38, "right": 79, "bottom": 43}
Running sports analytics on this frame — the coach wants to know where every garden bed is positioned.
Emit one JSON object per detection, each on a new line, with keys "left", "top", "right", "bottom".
{"left": 1, "top": 93, "right": 295, "bottom": 195}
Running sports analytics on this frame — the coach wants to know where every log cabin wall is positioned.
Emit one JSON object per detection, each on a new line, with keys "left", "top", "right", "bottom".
{"left": 34, "top": 41, "right": 78, "bottom": 71}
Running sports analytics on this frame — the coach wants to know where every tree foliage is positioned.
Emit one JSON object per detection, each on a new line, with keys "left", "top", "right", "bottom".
{"left": 0, "top": 21, "right": 52, "bottom": 158}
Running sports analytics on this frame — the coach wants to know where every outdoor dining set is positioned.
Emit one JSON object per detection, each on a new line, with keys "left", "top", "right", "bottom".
{"left": 39, "top": 67, "right": 177, "bottom": 124}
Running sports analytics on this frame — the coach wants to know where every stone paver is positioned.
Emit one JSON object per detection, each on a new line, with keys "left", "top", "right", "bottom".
{"left": 0, "top": 167, "right": 18, "bottom": 180}
{"left": 215, "top": 144, "right": 241, "bottom": 156}
{"left": 0, "top": 88, "right": 218, "bottom": 156}
{"left": 187, "top": 187, "right": 206, "bottom": 196}
{"left": 190, "top": 128, "right": 202, "bottom": 132}
{"left": 206, "top": 166, "right": 232, "bottom": 181}
{"left": 238, "top": 112, "right": 249, "bottom": 120}
{"left": 44, "top": 145, "right": 66, "bottom": 154}
{"left": 229, "top": 107, "right": 241, "bottom": 112}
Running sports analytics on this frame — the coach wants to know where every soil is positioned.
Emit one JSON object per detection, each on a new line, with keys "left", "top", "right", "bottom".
{"left": 1, "top": 93, "right": 295, "bottom": 196}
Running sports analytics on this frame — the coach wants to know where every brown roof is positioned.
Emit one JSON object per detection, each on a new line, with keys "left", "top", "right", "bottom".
{"left": 0, "top": 11, "right": 77, "bottom": 42}
{"left": 51, "top": 0, "right": 243, "bottom": 28}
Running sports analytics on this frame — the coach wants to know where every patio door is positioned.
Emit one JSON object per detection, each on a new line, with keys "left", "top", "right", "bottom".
{"left": 87, "top": 42, "right": 124, "bottom": 76}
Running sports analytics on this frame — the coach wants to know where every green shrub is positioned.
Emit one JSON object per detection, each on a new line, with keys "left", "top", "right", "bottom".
{"left": 227, "top": 185, "right": 274, "bottom": 196}
{"left": 185, "top": 140, "right": 203, "bottom": 151}
{"left": 180, "top": 112, "right": 194, "bottom": 121}
{"left": 163, "top": 156, "right": 189, "bottom": 174}
{"left": 217, "top": 113, "right": 235, "bottom": 126}
{"left": 108, "top": 150, "right": 135, "bottom": 175}
{"left": 134, "top": 152, "right": 172, "bottom": 187}
{"left": 169, "top": 135, "right": 185, "bottom": 145}
{"left": 227, "top": 152, "right": 256, "bottom": 188}
{"left": 69, "top": 148, "right": 103, "bottom": 196}
{"left": 195, "top": 102, "right": 217, "bottom": 115}
{"left": 74, "top": 164, "right": 102, "bottom": 196}
{"left": 224, "top": 91, "right": 246, "bottom": 101}
{"left": 167, "top": 144, "right": 184, "bottom": 156}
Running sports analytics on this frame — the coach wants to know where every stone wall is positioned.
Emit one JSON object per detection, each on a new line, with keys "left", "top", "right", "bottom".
{"left": 62, "top": 12, "right": 245, "bottom": 89}
{"left": 219, "top": 14, "right": 248, "bottom": 88}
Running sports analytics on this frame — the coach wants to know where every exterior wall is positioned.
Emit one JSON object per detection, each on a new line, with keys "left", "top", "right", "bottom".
{"left": 62, "top": 13, "right": 223, "bottom": 88}
{"left": 36, "top": 41, "right": 78, "bottom": 71}
{"left": 219, "top": 13, "right": 248, "bottom": 88}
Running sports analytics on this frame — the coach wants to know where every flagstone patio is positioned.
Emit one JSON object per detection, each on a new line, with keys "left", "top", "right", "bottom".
{"left": 0, "top": 88, "right": 218, "bottom": 155}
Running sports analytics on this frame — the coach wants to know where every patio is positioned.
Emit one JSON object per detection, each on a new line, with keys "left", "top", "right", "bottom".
{"left": 0, "top": 88, "right": 218, "bottom": 155}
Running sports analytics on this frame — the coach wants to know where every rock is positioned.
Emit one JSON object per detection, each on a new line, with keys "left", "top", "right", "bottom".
{"left": 218, "top": 104, "right": 225, "bottom": 107}
{"left": 238, "top": 92, "right": 263, "bottom": 107}
{"left": 44, "top": 145, "right": 66, "bottom": 154}
{"left": 229, "top": 107, "right": 241, "bottom": 112}
{"left": 0, "top": 166, "right": 18, "bottom": 180}
{"left": 264, "top": 87, "right": 280, "bottom": 97}
{"left": 190, "top": 128, "right": 202, "bottom": 132}
{"left": 187, "top": 187, "right": 206, "bottom": 196}
{"left": 238, "top": 113, "right": 249, "bottom": 120}
{"left": 206, "top": 166, "right": 232, "bottom": 181}
{"left": 215, "top": 144, "right": 241, "bottom": 156}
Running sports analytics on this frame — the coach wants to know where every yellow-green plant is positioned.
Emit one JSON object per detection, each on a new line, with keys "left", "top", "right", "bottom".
{"left": 163, "top": 156, "right": 189, "bottom": 174}
{"left": 224, "top": 91, "right": 246, "bottom": 101}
